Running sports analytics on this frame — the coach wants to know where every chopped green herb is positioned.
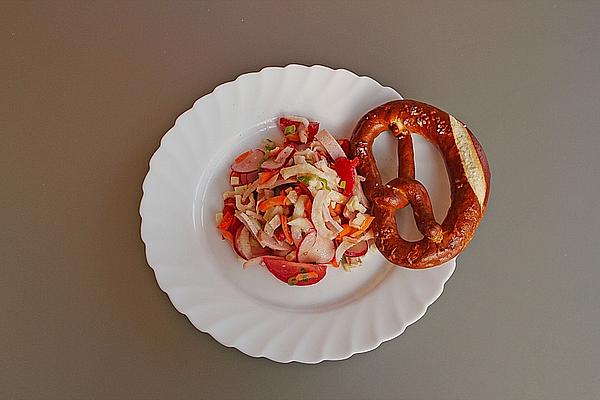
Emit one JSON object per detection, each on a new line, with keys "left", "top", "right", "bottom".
{"left": 284, "top": 125, "right": 296, "bottom": 135}
{"left": 339, "top": 180, "right": 346, "bottom": 189}
{"left": 263, "top": 139, "right": 276, "bottom": 151}
{"left": 317, "top": 177, "right": 331, "bottom": 190}
{"left": 297, "top": 175, "right": 312, "bottom": 185}
{"left": 342, "top": 261, "right": 351, "bottom": 272}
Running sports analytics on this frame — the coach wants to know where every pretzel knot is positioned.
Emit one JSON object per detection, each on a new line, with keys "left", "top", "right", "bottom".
{"left": 350, "top": 100, "right": 491, "bottom": 269}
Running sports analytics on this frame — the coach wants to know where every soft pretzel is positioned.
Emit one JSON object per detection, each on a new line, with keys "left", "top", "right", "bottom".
{"left": 350, "top": 100, "right": 490, "bottom": 269}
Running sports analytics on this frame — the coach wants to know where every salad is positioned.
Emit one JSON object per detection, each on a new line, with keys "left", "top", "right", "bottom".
{"left": 216, "top": 116, "right": 374, "bottom": 286}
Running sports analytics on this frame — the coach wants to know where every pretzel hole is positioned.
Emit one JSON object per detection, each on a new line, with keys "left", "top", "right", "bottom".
{"left": 371, "top": 131, "right": 451, "bottom": 241}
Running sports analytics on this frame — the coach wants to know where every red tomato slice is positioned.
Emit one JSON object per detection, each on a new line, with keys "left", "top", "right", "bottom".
{"left": 262, "top": 256, "right": 327, "bottom": 286}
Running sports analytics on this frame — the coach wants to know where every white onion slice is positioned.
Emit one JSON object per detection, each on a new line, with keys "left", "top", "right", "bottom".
{"left": 235, "top": 211, "right": 261, "bottom": 239}
{"left": 292, "top": 195, "right": 307, "bottom": 218}
{"left": 322, "top": 204, "right": 343, "bottom": 234}
{"left": 353, "top": 176, "right": 370, "bottom": 207}
{"left": 311, "top": 190, "right": 337, "bottom": 240}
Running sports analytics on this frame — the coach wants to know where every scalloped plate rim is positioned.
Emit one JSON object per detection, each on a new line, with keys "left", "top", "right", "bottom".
{"left": 139, "top": 64, "right": 456, "bottom": 363}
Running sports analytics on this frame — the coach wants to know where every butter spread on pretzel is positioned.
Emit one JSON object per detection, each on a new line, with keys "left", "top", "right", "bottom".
{"left": 350, "top": 100, "right": 490, "bottom": 269}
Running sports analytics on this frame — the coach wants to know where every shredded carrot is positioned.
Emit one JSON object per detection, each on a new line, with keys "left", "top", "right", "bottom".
{"left": 234, "top": 150, "right": 252, "bottom": 163}
{"left": 330, "top": 257, "right": 339, "bottom": 268}
{"left": 258, "top": 195, "right": 289, "bottom": 212}
{"left": 337, "top": 224, "right": 355, "bottom": 238}
{"left": 220, "top": 229, "right": 234, "bottom": 242}
{"left": 217, "top": 211, "right": 234, "bottom": 230}
{"left": 258, "top": 170, "right": 278, "bottom": 184}
{"left": 359, "top": 215, "right": 375, "bottom": 231}
{"left": 280, "top": 215, "right": 293, "bottom": 245}
{"left": 350, "top": 216, "right": 375, "bottom": 238}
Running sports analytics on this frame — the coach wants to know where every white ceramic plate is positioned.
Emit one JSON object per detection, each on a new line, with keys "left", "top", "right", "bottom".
{"left": 140, "top": 65, "right": 455, "bottom": 363}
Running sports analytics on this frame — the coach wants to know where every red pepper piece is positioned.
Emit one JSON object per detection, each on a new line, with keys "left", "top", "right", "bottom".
{"left": 333, "top": 157, "right": 359, "bottom": 196}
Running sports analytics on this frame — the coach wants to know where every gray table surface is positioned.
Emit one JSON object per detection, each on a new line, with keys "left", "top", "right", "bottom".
{"left": 3, "top": 1, "right": 599, "bottom": 399}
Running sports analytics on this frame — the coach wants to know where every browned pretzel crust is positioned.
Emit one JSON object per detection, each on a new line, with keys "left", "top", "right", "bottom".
{"left": 350, "top": 100, "right": 491, "bottom": 269}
